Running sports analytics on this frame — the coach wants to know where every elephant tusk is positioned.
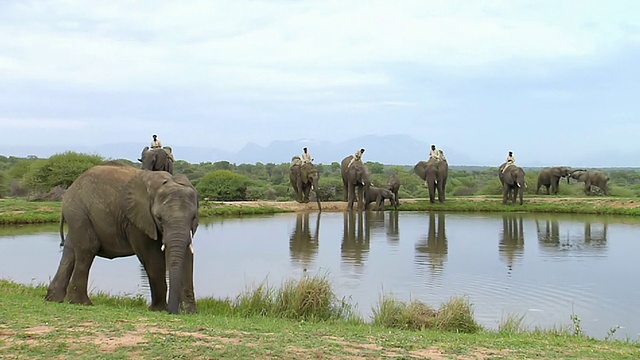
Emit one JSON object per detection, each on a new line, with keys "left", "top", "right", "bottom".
{"left": 161, "top": 244, "right": 165, "bottom": 251}
{"left": 189, "top": 243, "right": 194, "bottom": 254}
{"left": 516, "top": 182, "right": 521, "bottom": 188}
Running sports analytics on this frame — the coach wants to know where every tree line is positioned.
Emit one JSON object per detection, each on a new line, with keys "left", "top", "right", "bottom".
{"left": 1, "top": 152, "right": 640, "bottom": 201}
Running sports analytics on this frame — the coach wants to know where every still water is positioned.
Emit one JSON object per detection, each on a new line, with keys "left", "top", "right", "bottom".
{"left": 1, "top": 211, "right": 639, "bottom": 340}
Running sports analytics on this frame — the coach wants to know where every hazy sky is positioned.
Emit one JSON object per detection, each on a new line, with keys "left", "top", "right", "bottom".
{"left": 1, "top": 1, "right": 639, "bottom": 165}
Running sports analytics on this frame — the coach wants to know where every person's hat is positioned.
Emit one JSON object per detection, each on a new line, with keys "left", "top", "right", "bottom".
{"left": 303, "top": 147, "right": 307, "bottom": 151}
{"left": 360, "top": 148, "right": 365, "bottom": 152}
{"left": 153, "top": 134, "right": 157, "bottom": 138}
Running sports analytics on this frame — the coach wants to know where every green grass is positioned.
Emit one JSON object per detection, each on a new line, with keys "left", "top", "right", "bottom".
{"left": 399, "top": 197, "right": 640, "bottom": 216}
{"left": 3, "top": 195, "right": 640, "bottom": 226}
{"left": 1, "top": 279, "right": 639, "bottom": 359}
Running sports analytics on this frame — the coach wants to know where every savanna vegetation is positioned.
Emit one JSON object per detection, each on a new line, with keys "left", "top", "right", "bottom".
{"left": 2, "top": 151, "right": 640, "bottom": 202}
{"left": 2, "top": 276, "right": 639, "bottom": 358}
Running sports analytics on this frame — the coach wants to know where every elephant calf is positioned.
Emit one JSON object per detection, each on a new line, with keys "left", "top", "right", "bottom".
{"left": 364, "top": 186, "right": 396, "bottom": 211}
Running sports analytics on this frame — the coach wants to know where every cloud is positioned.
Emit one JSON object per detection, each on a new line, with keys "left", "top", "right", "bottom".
{"left": 1, "top": 0, "right": 637, "bottom": 97}
{"left": 0, "top": 118, "right": 88, "bottom": 129}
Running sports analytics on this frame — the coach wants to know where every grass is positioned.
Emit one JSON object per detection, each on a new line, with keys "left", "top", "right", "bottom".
{"left": 1, "top": 278, "right": 639, "bottom": 359}
{"left": 3, "top": 195, "right": 640, "bottom": 226}
{"left": 399, "top": 196, "right": 640, "bottom": 216}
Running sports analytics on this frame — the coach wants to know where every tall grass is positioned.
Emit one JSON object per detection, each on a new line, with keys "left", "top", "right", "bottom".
{"left": 372, "top": 294, "right": 481, "bottom": 333}
{"left": 199, "top": 274, "right": 358, "bottom": 322}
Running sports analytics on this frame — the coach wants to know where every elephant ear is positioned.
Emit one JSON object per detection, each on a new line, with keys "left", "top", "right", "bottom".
{"left": 123, "top": 171, "right": 170, "bottom": 240}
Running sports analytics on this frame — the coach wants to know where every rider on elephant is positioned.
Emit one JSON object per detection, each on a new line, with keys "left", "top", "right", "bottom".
{"left": 429, "top": 145, "right": 441, "bottom": 161}
{"left": 347, "top": 148, "right": 365, "bottom": 168}
{"left": 502, "top": 151, "right": 516, "bottom": 173}
{"left": 151, "top": 134, "right": 162, "bottom": 149}
{"left": 301, "top": 147, "right": 313, "bottom": 164}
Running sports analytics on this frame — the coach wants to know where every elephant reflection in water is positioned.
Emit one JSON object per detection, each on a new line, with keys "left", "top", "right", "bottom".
{"left": 415, "top": 212, "right": 447, "bottom": 273}
{"left": 386, "top": 211, "right": 400, "bottom": 243}
{"left": 341, "top": 211, "right": 370, "bottom": 267}
{"left": 499, "top": 215, "right": 525, "bottom": 274}
{"left": 289, "top": 213, "right": 321, "bottom": 268}
{"left": 536, "top": 218, "right": 608, "bottom": 252}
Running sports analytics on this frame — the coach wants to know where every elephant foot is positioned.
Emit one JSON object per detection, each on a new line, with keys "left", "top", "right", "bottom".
{"left": 182, "top": 302, "right": 198, "bottom": 314}
{"left": 66, "top": 293, "right": 93, "bottom": 306}
{"left": 149, "top": 302, "right": 168, "bottom": 311}
{"left": 45, "top": 288, "right": 66, "bottom": 303}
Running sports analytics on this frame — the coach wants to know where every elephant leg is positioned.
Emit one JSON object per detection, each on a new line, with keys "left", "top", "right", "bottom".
{"left": 502, "top": 185, "right": 510, "bottom": 205}
{"left": 428, "top": 181, "right": 436, "bottom": 203}
{"left": 342, "top": 178, "right": 349, "bottom": 202}
{"left": 135, "top": 245, "right": 168, "bottom": 311}
{"left": 357, "top": 186, "right": 365, "bottom": 210}
{"left": 437, "top": 181, "right": 446, "bottom": 203}
{"left": 347, "top": 184, "right": 355, "bottom": 210}
{"left": 45, "top": 245, "right": 76, "bottom": 302}
{"left": 303, "top": 184, "right": 311, "bottom": 203}
{"left": 64, "top": 228, "right": 100, "bottom": 305}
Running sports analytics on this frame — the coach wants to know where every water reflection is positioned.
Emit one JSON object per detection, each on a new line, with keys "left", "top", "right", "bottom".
{"left": 341, "top": 211, "right": 369, "bottom": 267}
{"left": 536, "top": 218, "right": 608, "bottom": 254}
{"left": 415, "top": 212, "right": 447, "bottom": 274}
{"left": 499, "top": 215, "right": 525, "bottom": 274}
{"left": 386, "top": 211, "right": 400, "bottom": 243}
{"left": 289, "top": 213, "right": 321, "bottom": 268}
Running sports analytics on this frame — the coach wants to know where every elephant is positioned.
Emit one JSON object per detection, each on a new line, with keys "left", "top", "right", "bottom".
{"left": 140, "top": 146, "right": 174, "bottom": 175}
{"left": 341, "top": 155, "right": 371, "bottom": 210}
{"left": 499, "top": 162, "right": 526, "bottom": 205}
{"left": 568, "top": 169, "right": 609, "bottom": 195}
{"left": 363, "top": 186, "right": 396, "bottom": 211}
{"left": 414, "top": 157, "right": 448, "bottom": 203}
{"left": 45, "top": 161, "right": 199, "bottom": 314}
{"left": 387, "top": 174, "right": 401, "bottom": 208}
{"left": 289, "top": 157, "right": 322, "bottom": 211}
{"left": 536, "top": 166, "right": 571, "bottom": 195}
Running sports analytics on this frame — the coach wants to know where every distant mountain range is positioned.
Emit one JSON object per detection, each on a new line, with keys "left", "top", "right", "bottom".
{"left": 1, "top": 135, "right": 639, "bottom": 168}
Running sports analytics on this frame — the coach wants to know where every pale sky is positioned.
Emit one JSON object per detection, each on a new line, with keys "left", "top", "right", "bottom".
{"left": 1, "top": 1, "right": 639, "bottom": 165}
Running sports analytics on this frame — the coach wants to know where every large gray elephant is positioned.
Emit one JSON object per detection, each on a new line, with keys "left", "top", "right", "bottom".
{"left": 387, "top": 174, "right": 401, "bottom": 208}
{"left": 45, "top": 161, "right": 199, "bottom": 314}
{"left": 289, "top": 157, "right": 322, "bottom": 211}
{"left": 140, "top": 146, "right": 174, "bottom": 174}
{"left": 536, "top": 166, "right": 571, "bottom": 195}
{"left": 363, "top": 186, "right": 396, "bottom": 211}
{"left": 568, "top": 169, "right": 609, "bottom": 195}
{"left": 414, "top": 158, "right": 449, "bottom": 203}
{"left": 499, "top": 162, "right": 526, "bottom": 205}
{"left": 341, "top": 155, "right": 371, "bottom": 210}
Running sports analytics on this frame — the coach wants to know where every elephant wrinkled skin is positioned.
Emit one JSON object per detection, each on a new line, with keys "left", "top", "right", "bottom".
{"left": 414, "top": 158, "right": 449, "bottom": 203}
{"left": 569, "top": 169, "right": 609, "bottom": 195}
{"left": 364, "top": 186, "right": 396, "bottom": 211}
{"left": 140, "top": 146, "right": 174, "bottom": 174}
{"left": 499, "top": 162, "right": 526, "bottom": 205}
{"left": 341, "top": 155, "right": 371, "bottom": 210}
{"left": 536, "top": 166, "right": 571, "bottom": 195}
{"left": 289, "top": 157, "right": 322, "bottom": 211}
{"left": 46, "top": 161, "right": 199, "bottom": 314}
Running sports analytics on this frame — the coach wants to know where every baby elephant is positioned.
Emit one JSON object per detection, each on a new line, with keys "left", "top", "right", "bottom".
{"left": 364, "top": 186, "right": 396, "bottom": 211}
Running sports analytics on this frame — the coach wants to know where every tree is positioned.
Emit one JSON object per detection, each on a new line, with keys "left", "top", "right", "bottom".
{"left": 196, "top": 170, "right": 251, "bottom": 201}
{"left": 23, "top": 152, "right": 103, "bottom": 192}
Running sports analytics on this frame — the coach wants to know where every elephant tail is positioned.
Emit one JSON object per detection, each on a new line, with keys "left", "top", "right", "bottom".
{"left": 59, "top": 213, "right": 66, "bottom": 247}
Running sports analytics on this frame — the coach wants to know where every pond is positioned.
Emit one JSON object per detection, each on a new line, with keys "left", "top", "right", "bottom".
{"left": 1, "top": 211, "right": 639, "bottom": 340}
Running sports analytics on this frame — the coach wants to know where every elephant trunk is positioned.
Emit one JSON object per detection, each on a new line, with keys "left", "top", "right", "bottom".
{"left": 165, "top": 229, "right": 190, "bottom": 314}
{"left": 313, "top": 176, "right": 322, "bottom": 212}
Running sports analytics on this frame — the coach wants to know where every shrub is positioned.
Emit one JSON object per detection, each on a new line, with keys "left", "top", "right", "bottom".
{"left": 23, "top": 152, "right": 103, "bottom": 192}
{"left": 372, "top": 295, "right": 481, "bottom": 333}
{"left": 196, "top": 170, "right": 251, "bottom": 201}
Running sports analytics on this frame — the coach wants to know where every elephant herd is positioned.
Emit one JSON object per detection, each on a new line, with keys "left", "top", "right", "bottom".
{"left": 289, "top": 152, "right": 611, "bottom": 209}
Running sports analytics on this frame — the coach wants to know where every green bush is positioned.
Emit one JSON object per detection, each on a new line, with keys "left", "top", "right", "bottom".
{"left": 0, "top": 171, "right": 9, "bottom": 198}
{"left": 196, "top": 170, "right": 251, "bottom": 201}
{"left": 23, "top": 152, "right": 103, "bottom": 192}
